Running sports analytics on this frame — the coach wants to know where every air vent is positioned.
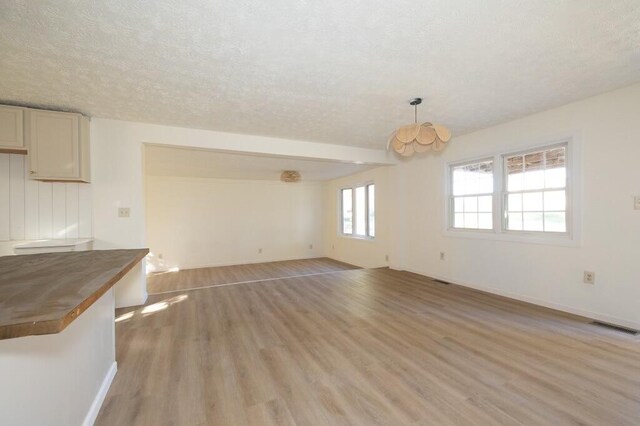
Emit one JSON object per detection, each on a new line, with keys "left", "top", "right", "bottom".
{"left": 591, "top": 321, "right": 639, "bottom": 335}
{"left": 432, "top": 279, "right": 451, "bottom": 285}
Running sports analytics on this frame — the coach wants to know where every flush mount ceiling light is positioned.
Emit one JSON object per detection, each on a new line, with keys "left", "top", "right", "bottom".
{"left": 387, "top": 98, "right": 451, "bottom": 157}
{"left": 280, "top": 170, "right": 301, "bottom": 182}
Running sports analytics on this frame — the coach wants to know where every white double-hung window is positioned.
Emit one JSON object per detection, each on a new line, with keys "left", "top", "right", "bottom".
{"left": 447, "top": 140, "right": 574, "bottom": 243}
{"left": 450, "top": 159, "right": 494, "bottom": 230}
{"left": 504, "top": 144, "right": 568, "bottom": 233}
{"left": 341, "top": 183, "right": 375, "bottom": 238}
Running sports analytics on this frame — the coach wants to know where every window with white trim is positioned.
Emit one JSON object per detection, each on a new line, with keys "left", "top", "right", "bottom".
{"left": 341, "top": 183, "right": 374, "bottom": 238}
{"left": 504, "top": 145, "right": 567, "bottom": 233}
{"left": 450, "top": 159, "right": 494, "bottom": 230}
{"left": 447, "top": 141, "right": 571, "bottom": 239}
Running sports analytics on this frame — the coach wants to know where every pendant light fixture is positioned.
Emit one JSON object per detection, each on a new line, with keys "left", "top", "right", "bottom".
{"left": 280, "top": 170, "right": 301, "bottom": 182}
{"left": 387, "top": 98, "right": 451, "bottom": 157}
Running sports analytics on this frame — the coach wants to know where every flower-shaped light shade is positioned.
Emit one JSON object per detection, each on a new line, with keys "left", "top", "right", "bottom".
{"left": 389, "top": 122, "right": 451, "bottom": 157}
{"left": 280, "top": 170, "right": 301, "bottom": 182}
{"left": 387, "top": 98, "right": 451, "bottom": 157}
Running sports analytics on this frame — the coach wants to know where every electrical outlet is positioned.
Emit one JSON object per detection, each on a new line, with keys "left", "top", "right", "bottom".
{"left": 309, "top": 244, "right": 313, "bottom": 249}
{"left": 332, "top": 244, "right": 335, "bottom": 250}
{"left": 634, "top": 196, "right": 640, "bottom": 210}
{"left": 385, "top": 254, "right": 389, "bottom": 262}
{"left": 158, "top": 253, "right": 163, "bottom": 259}
{"left": 440, "top": 252, "right": 445, "bottom": 261}
{"left": 258, "top": 248, "right": 262, "bottom": 254}
{"left": 583, "top": 271, "right": 595, "bottom": 285}
{"left": 118, "top": 207, "right": 130, "bottom": 218}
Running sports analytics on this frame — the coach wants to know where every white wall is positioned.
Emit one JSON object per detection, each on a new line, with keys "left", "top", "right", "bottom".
{"left": 0, "top": 290, "right": 116, "bottom": 426}
{"left": 392, "top": 83, "right": 640, "bottom": 329}
{"left": 91, "top": 118, "right": 391, "bottom": 306}
{"left": 0, "top": 153, "right": 92, "bottom": 242}
{"left": 146, "top": 176, "right": 324, "bottom": 269}
{"left": 323, "top": 166, "right": 392, "bottom": 268}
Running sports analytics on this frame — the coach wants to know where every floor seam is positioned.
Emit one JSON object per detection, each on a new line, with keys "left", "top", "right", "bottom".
{"left": 148, "top": 268, "right": 360, "bottom": 296}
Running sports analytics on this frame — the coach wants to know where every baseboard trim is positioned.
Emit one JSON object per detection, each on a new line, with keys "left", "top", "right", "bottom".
{"left": 82, "top": 361, "right": 117, "bottom": 426}
{"left": 158, "top": 255, "right": 325, "bottom": 271}
{"left": 396, "top": 266, "right": 640, "bottom": 331}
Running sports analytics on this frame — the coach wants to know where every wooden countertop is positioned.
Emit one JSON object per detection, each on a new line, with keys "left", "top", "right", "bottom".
{"left": 0, "top": 249, "right": 148, "bottom": 340}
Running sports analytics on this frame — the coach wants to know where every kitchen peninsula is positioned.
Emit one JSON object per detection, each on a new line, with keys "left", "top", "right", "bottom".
{"left": 0, "top": 249, "right": 148, "bottom": 426}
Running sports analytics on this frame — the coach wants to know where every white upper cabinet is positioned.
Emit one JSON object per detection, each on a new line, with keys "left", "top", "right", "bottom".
{"left": 0, "top": 105, "right": 26, "bottom": 154}
{"left": 27, "top": 109, "right": 90, "bottom": 183}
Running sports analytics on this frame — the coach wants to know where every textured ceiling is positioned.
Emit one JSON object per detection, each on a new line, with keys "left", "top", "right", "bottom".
{"left": 1, "top": 1, "right": 639, "bottom": 149}
{"left": 145, "top": 145, "right": 376, "bottom": 181}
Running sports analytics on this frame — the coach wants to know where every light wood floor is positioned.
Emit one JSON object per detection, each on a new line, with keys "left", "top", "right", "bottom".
{"left": 147, "top": 257, "right": 358, "bottom": 294}
{"left": 97, "top": 267, "right": 640, "bottom": 425}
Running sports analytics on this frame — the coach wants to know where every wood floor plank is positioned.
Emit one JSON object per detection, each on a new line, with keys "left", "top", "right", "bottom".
{"left": 97, "top": 263, "right": 640, "bottom": 425}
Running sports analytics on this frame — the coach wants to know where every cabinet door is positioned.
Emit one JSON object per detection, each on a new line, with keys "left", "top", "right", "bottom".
{"left": 0, "top": 106, "right": 25, "bottom": 152}
{"left": 29, "top": 110, "right": 80, "bottom": 179}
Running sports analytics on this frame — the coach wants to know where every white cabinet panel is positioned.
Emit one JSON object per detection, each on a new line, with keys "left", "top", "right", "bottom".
{"left": 29, "top": 110, "right": 79, "bottom": 180}
{"left": 27, "top": 109, "right": 90, "bottom": 182}
{"left": 0, "top": 106, "right": 25, "bottom": 153}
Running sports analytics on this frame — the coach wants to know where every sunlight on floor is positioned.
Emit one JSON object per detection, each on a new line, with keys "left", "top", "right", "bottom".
{"left": 115, "top": 294, "right": 189, "bottom": 323}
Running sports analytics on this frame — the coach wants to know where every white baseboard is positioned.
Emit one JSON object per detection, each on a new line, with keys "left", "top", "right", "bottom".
{"left": 396, "top": 266, "right": 640, "bottom": 331}
{"left": 83, "top": 361, "right": 117, "bottom": 426}
{"left": 165, "top": 254, "right": 325, "bottom": 271}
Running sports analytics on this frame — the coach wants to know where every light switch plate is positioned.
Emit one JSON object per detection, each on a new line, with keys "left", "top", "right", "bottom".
{"left": 118, "top": 207, "right": 130, "bottom": 218}
{"left": 634, "top": 196, "right": 640, "bottom": 210}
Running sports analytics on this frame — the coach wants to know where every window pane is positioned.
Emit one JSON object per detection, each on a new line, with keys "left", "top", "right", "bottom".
{"left": 454, "top": 197, "right": 463, "bottom": 213}
{"left": 522, "top": 192, "right": 543, "bottom": 212}
{"left": 523, "top": 170, "right": 545, "bottom": 190}
{"left": 507, "top": 212, "right": 523, "bottom": 230}
{"left": 545, "top": 147, "right": 566, "bottom": 188}
{"left": 544, "top": 212, "right": 566, "bottom": 232}
{"left": 355, "top": 186, "right": 366, "bottom": 236}
{"left": 544, "top": 190, "right": 566, "bottom": 211}
{"left": 507, "top": 194, "right": 522, "bottom": 212}
{"left": 454, "top": 213, "right": 464, "bottom": 228}
{"left": 545, "top": 167, "right": 566, "bottom": 188}
{"left": 452, "top": 170, "right": 466, "bottom": 195}
{"left": 452, "top": 160, "right": 493, "bottom": 196}
{"left": 464, "top": 213, "right": 478, "bottom": 228}
{"left": 523, "top": 212, "right": 544, "bottom": 231}
{"left": 506, "top": 155, "right": 524, "bottom": 191}
{"left": 478, "top": 213, "right": 492, "bottom": 229}
{"left": 367, "top": 184, "right": 375, "bottom": 237}
{"left": 478, "top": 196, "right": 492, "bottom": 213}
{"left": 479, "top": 174, "right": 493, "bottom": 194}
{"left": 342, "top": 189, "right": 353, "bottom": 234}
{"left": 464, "top": 196, "right": 478, "bottom": 213}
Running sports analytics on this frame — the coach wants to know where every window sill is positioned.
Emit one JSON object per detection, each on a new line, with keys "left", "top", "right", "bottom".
{"left": 443, "top": 228, "right": 581, "bottom": 247}
{"left": 338, "top": 234, "right": 376, "bottom": 243}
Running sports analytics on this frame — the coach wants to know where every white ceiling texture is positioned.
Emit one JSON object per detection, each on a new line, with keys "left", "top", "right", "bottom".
{"left": 1, "top": 1, "right": 639, "bottom": 149}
